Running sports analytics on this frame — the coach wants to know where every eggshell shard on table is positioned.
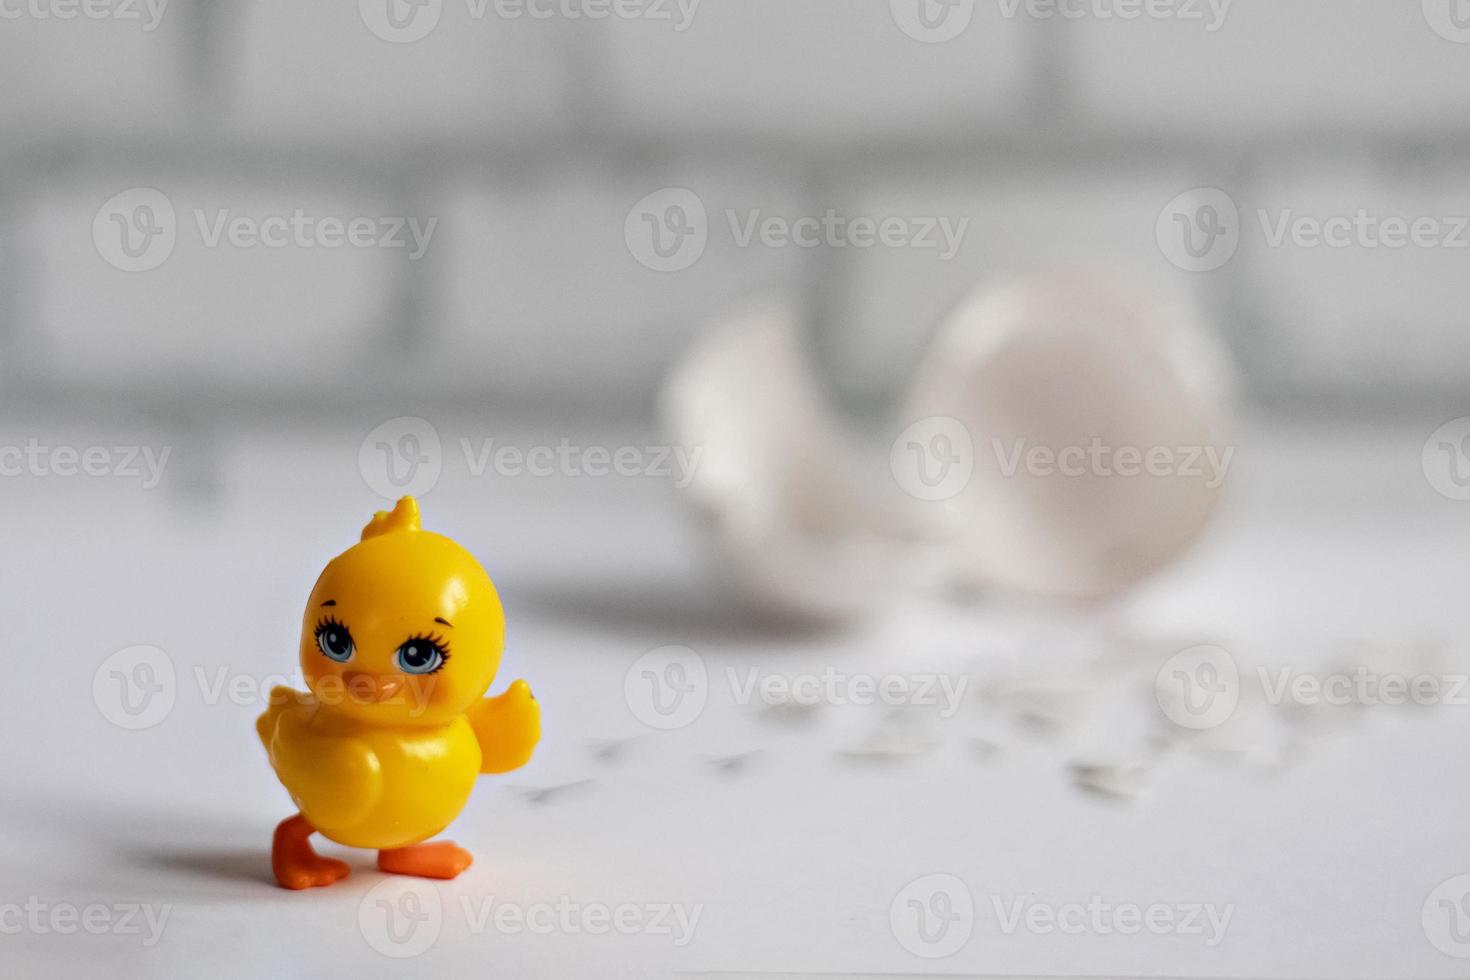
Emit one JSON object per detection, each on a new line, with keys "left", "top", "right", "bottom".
{"left": 662, "top": 300, "right": 907, "bottom": 622}
{"left": 896, "top": 275, "right": 1236, "bottom": 599}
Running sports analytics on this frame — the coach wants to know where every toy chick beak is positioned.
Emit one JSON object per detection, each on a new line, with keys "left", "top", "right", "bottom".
{"left": 343, "top": 671, "right": 404, "bottom": 703}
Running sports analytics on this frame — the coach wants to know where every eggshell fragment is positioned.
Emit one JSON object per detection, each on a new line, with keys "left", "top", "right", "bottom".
{"left": 662, "top": 300, "right": 904, "bottom": 621}
{"left": 896, "top": 275, "right": 1235, "bottom": 598}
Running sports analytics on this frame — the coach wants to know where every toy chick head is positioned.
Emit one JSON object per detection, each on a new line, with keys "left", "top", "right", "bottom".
{"left": 299, "top": 497, "right": 505, "bottom": 725}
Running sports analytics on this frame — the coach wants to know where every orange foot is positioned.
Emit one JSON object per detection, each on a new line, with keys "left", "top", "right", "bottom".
{"left": 378, "top": 841, "right": 474, "bottom": 880}
{"left": 272, "top": 813, "right": 350, "bottom": 890}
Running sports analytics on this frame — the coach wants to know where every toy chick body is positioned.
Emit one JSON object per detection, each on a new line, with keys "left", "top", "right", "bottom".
{"left": 257, "top": 497, "right": 539, "bottom": 889}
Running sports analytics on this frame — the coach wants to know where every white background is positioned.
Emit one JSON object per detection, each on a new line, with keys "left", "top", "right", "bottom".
{"left": 2, "top": 419, "right": 1468, "bottom": 977}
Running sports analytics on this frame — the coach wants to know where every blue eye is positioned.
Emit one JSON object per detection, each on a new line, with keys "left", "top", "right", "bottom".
{"left": 315, "top": 619, "right": 354, "bottom": 662}
{"left": 395, "top": 636, "right": 448, "bottom": 675}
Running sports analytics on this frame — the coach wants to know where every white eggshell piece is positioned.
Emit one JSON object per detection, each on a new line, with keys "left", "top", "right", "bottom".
{"left": 898, "top": 275, "right": 1235, "bottom": 598}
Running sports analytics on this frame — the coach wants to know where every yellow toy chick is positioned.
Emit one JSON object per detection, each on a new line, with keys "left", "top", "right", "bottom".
{"left": 257, "top": 496, "right": 539, "bottom": 890}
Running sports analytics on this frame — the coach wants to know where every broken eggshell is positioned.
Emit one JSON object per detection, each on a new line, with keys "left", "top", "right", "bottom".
{"left": 896, "top": 275, "right": 1235, "bottom": 599}
{"left": 662, "top": 300, "right": 906, "bottom": 622}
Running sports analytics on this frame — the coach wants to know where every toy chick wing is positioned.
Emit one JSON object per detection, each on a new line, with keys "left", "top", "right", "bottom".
{"left": 256, "top": 685, "right": 301, "bottom": 751}
{"left": 267, "top": 707, "right": 384, "bottom": 831}
{"left": 468, "top": 680, "right": 541, "bottom": 774}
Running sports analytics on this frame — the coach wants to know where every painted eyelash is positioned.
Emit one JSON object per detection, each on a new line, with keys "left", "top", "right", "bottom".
{"left": 402, "top": 632, "right": 451, "bottom": 670}
{"left": 404, "top": 631, "right": 451, "bottom": 655}
{"left": 315, "top": 615, "right": 349, "bottom": 636}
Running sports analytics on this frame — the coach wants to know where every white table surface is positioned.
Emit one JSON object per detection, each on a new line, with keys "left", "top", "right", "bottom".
{"left": 3, "top": 418, "right": 1468, "bottom": 979}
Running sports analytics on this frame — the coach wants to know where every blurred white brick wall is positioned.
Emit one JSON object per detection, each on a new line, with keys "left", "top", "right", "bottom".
{"left": 1070, "top": 0, "right": 1470, "bottom": 133}
{"left": 4, "top": 0, "right": 1470, "bottom": 419}
{"left": 21, "top": 177, "right": 402, "bottom": 389}
{"left": 598, "top": 0, "right": 1031, "bottom": 139}
{"left": 1242, "top": 160, "right": 1470, "bottom": 398}
{"left": 225, "top": 2, "right": 574, "bottom": 141}
{"left": 830, "top": 169, "right": 1209, "bottom": 397}
{"left": 0, "top": 6, "right": 188, "bottom": 135}
{"left": 426, "top": 166, "right": 804, "bottom": 403}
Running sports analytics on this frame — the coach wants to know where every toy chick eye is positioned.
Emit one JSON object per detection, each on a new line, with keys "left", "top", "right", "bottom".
{"left": 395, "top": 635, "right": 449, "bottom": 675}
{"left": 315, "top": 618, "right": 355, "bottom": 663}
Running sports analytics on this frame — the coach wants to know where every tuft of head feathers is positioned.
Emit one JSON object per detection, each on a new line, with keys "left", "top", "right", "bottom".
{"left": 361, "top": 496, "right": 421, "bottom": 541}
